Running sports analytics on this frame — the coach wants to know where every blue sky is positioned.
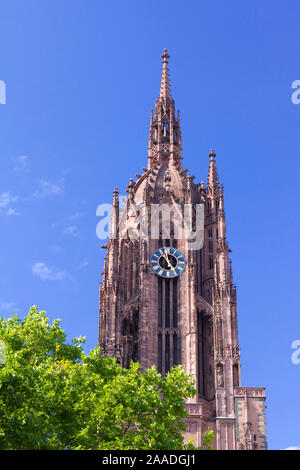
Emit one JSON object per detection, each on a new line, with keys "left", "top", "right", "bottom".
{"left": 0, "top": 0, "right": 300, "bottom": 450}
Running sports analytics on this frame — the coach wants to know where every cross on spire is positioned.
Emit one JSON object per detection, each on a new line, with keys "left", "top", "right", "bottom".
{"left": 161, "top": 48, "right": 170, "bottom": 62}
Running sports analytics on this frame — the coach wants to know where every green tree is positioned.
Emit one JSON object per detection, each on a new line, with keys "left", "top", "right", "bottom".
{"left": 0, "top": 306, "right": 214, "bottom": 450}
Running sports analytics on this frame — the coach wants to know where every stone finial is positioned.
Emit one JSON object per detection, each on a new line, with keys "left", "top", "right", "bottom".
{"left": 126, "top": 178, "right": 135, "bottom": 189}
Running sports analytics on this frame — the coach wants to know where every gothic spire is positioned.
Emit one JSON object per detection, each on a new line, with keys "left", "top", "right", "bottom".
{"left": 148, "top": 49, "right": 182, "bottom": 169}
{"left": 159, "top": 49, "right": 171, "bottom": 102}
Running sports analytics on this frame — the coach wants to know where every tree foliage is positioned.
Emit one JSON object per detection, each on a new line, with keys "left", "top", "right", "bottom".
{"left": 0, "top": 306, "right": 214, "bottom": 450}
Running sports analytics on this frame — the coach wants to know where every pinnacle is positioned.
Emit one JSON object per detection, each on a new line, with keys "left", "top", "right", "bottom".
{"left": 159, "top": 48, "right": 171, "bottom": 101}
{"left": 207, "top": 148, "right": 219, "bottom": 192}
{"left": 112, "top": 187, "right": 119, "bottom": 206}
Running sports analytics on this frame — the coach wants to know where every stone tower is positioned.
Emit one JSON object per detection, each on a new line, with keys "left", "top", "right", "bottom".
{"left": 98, "top": 49, "right": 267, "bottom": 450}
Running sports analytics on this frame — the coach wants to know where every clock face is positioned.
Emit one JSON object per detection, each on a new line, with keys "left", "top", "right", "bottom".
{"left": 150, "top": 247, "right": 186, "bottom": 278}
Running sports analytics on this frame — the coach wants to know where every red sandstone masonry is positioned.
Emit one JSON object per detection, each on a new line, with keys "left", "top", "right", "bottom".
{"left": 98, "top": 50, "right": 267, "bottom": 450}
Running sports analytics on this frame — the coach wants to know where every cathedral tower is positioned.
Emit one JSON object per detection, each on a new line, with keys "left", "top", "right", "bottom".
{"left": 98, "top": 50, "right": 267, "bottom": 450}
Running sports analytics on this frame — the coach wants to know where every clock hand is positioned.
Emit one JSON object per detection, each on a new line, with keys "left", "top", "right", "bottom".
{"left": 161, "top": 249, "right": 169, "bottom": 263}
{"left": 162, "top": 253, "right": 171, "bottom": 267}
{"left": 170, "top": 263, "right": 177, "bottom": 274}
{"left": 162, "top": 251, "right": 177, "bottom": 274}
{"left": 161, "top": 251, "right": 171, "bottom": 268}
{"left": 162, "top": 250, "right": 173, "bottom": 266}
